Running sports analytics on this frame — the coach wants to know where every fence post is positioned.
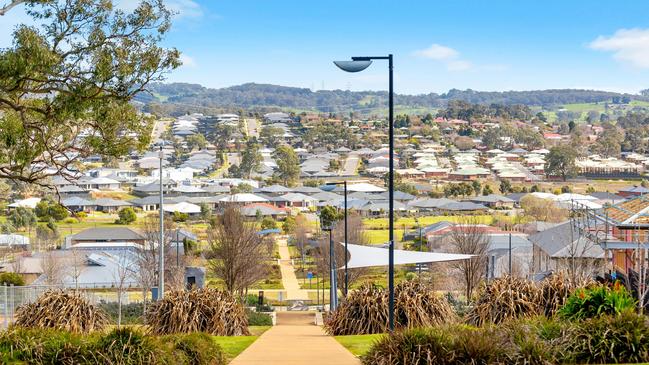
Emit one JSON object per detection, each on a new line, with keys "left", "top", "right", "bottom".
{"left": 2, "top": 285, "right": 7, "bottom": 329}
{"left": 9, "top": 284, "right": 14, "bottom": 324}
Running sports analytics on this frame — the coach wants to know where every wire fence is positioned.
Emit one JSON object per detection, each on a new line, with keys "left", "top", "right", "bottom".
{"left": 0, "top": 284, "right": 147, "bottom": 329}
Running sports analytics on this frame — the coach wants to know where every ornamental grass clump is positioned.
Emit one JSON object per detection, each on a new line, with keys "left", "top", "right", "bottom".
{"left": 538, "top": 271, "right": 591, "bottom": 317}
{"left": 325, "top": 279, "right": 455, "bottom": 335}
{"left": 13, "top": 290, "right": 109, "bottom": 334}
{"left": 466, "top": 276, "right": 541, "bottom": 326}
{"left": 146, "top": 288, "right": 249, "bottom": 336}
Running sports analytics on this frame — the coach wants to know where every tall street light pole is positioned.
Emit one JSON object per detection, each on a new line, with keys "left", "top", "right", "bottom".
{"left": 320, "top": 214, "right": 338, "bottom": 311}
{"left": 158, "top": 146, "right": 165, "bottom": 300}
{"left": 334, "top": 54, "right": 395, "bottom": 330}
{"left": 326, "top": 181, "right": 348, "bottom": 296}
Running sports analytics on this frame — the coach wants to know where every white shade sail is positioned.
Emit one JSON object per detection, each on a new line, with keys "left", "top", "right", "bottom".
{"left": 342, "top": 243, "right": 472, "bottom": 269}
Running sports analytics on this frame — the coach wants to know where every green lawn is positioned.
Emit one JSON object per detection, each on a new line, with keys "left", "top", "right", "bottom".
{"left": 362, "top": 215, "right": 494, "bottom": 230}
{"left": 212, "top": 326, "right": 270, "bottom": 361}
{"left": 335, "top": 334, "right": 384, "bottom": 357}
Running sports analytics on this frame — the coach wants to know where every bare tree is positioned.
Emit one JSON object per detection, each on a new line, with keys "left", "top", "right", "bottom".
{"left": 206, "top": 206, "right": 272, "bottom": 295}
{"left": 520, "top": 195, "right": 568, "bottom": 223}
{"left": 113, "top": 253, "right": 135, "bottom": 327}
{"left": 294, "top": 214, "right": 311, "bottom": 274}
{"left": 66, "top": 249, "right": 87, "bottom": 289}
{"left": 563, "top": 219, "right": 605, "bottom": 283}
{"left": 0, "top": 0, "right": 24, "bottom": 16}
{"left": 40, "top": 250, "right": 64, "bottom": 285}
{"left": 447, "top": 219, "right": 489, "bottom": 301}
{"left": 138, "top": 214, "right": 186, "bottom": 314}
{"left": 312, "top": 212, "right": 369, "bottom": 293}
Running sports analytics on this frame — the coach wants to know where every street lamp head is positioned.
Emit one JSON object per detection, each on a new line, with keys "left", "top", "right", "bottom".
{"left": 333, "top": 60, "right": 372, "bottom": 73}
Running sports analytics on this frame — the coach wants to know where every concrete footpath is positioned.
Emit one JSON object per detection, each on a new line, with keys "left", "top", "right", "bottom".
{"left": 229, "top": 312, "right": 360, "bottom": 365}
{"left": 276, "top": 237, "right": 310, "bottom": 300}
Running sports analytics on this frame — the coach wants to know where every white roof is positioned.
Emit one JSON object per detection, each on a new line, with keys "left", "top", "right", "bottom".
{"left": 89, "top": 177, "right": 119, "bottom": 184}
{"left": 163, "top": 201, "right": 201, "bottom": 214}
{"left": 8, "top": 197, "right": 41, "bottom": 209}
{"left": 343, "top": 243, "right": 472, "bottom": 269}
{"left": 347, "top": 182, "right": 386, "bottom": 193}
{"left": 220, "top": 193, "right": 268, "bottom": 203}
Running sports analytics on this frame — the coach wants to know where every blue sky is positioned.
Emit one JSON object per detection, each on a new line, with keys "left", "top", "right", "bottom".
{"left": 3, "top": 0, "right": 649, "bottom": 94}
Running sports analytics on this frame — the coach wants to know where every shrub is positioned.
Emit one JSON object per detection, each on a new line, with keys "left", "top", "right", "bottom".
{"left": 165, "top": 332, "right": 227, "bottom": 365}
{"left": 570, "top": 312, "right": 649, "bottom": 364}
{"left": 362, "top": 326, "right": 510, "bottom": 365}
{"left": 0, "top": 272, "right": 25, "bottom": 286}
{"left": 247, "top": 309, "right": 273, "bottom": 326}
{"left": 559, "top": 283, "right": 636, "bottom": 320}
{"left": 0, "top": 327, "right": 93, "bottom": 364}
{"left": 115, "top": 207, "right": 137, "bottom": 225}
{"left": 98, "top": 302, "right": 144, "bottom": 325}
{"left": 146, "top": 288, "right": 249, "bottom": 335}
{"left": 95, "top": 327, "right": 159, "bottom": 364}
{"left": 172, "top": 211, "right": 189, "bottom": 222}
{"left": 14, "top": 290, "right": 109, "bottom": 333}
{"left": 0, "top": 327, "right": 227, "bottom": 365}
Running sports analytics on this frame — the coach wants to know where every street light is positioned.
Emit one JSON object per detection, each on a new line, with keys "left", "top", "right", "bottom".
{"left": 158, "top": 145, "right": 165, "bottom": 300}
{"left": 334, "top": 54, "right": 395, "bottom": 330}
{"left": 319, "top": 214, "right": 338, "bottom": 311}
{"left": 326, "top": 181, "right": 348, "bottom": 296}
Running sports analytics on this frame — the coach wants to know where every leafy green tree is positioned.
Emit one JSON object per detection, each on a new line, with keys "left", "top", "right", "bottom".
{"left": 199, "top": 203, "right": 212, "bottom": 220}
{"left": 260, "top": 126, "right": 283, "bottom": 146}
{"left": 471, "top": 180, "right": 482, "bottom": 196}
{"left": 482, "top": 184, "right": 493, "bottom": 196}
{"left": 545, "top": 145, "right": 578, "bottom": 181}
{"left": 273, "top": 146, "right": 300, "bottom": 187}
{"left": 185, "top": 133, "right": 207, "bottom": 150}
{"left": 282, "top": 216, "right": 296, "bottom": 234}
{"left": 319, "top": 206, "right": 340, "bottom": 229}
{"left": 8, "top": 207, "right": 36, "bottom": 229}
{"left": 115, "top": 207, "right": 137, "bottom": 225}
{"left": 35, "top": 200, "right": 68, "bottom": 221}
{"left": 231, "top": 183, "right": 253, "bottom": 194}
{"left": 499, "top": 180, "right": 512, "bottom": 194}
{"left": 239, "top": 139, "right": 263, "bottom": 179}
{"left": 0, "top": 222, "right": 16, "bottom": 233}
{"left": 260, "top": 217, "right": 277, "bottom": 230}
{"left": 0, "top": 0, "right": 179, "bottom": 184}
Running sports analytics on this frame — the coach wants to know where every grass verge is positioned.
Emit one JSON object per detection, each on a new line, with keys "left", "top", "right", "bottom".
{"left": 334, "top": 334, "right": 384, "bottom": 357}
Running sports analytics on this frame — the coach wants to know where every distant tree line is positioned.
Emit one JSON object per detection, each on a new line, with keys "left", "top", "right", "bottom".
{"left": 137, "top": 82, "right": 649, "bottom": 117}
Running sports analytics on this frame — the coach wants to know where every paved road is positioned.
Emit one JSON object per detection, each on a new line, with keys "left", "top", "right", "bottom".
{"left": 151, "top": 119, "right": 171, "bottom": 143}
{"left": 230, "top": 312, "right": 360, "bottom": 365}
{"left": 245, "top": 118, "right": 259, "bottom": 138}
{"left": 512, "top": 162, "right": 541, "bottom": 181}
{"left": 340, "top": 152, "right": 360, "bottom": 176}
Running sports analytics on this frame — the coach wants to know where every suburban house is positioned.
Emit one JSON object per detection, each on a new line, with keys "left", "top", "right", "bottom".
{"left": 529, "top": 221, "right": 605, "bottom": 277}
{"left": 65, "top": 227, "right": 146, "bottom": 250}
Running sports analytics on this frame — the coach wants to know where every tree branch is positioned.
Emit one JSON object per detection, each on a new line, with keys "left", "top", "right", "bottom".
{"left": 0, "top": 0, "right": 25, "bottom": 16}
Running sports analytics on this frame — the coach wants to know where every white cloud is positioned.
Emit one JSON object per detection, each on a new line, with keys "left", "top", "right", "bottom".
{"left": 413, "top": 44, "right": 459, "bottom": 60}
{"left": 179, "top": 53, "right": 196, "bottom": 68}
{"left": 589, "top": 28, "right": 649, "bottom": 68}
{"left": 413, "top": 43, "right": 472, "bottom": 71}
{"left": 165, "top": 0, "right": 203, "bottom": 19}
